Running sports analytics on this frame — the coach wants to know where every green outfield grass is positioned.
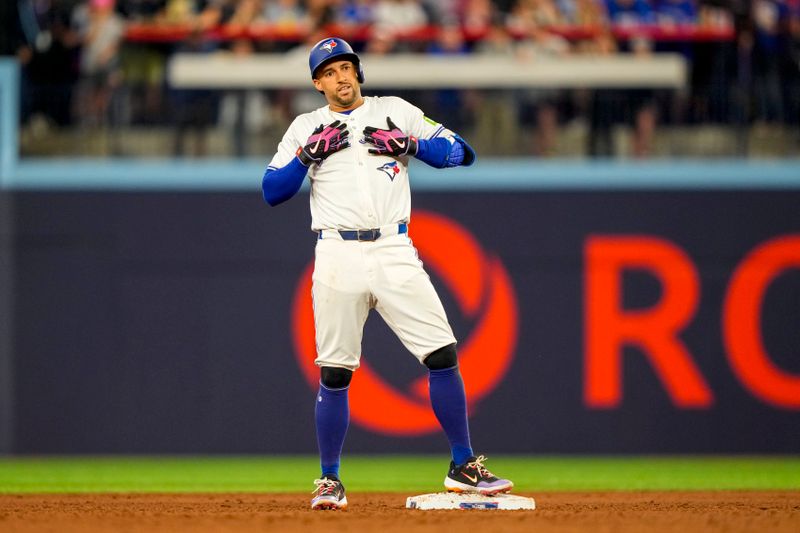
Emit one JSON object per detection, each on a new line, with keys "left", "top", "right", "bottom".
{"left": 0, "top": 456, "right": 798, "bottom": 493}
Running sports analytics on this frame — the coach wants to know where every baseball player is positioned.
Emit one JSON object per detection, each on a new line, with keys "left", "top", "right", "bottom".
{"left": 262, "top": 37, "right": 514, "bottom": 510}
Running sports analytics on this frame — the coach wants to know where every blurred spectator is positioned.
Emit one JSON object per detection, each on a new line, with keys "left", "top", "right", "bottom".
{"left": 511, "top": 0, "right": 571, "bottom": 156}
{"left": 422, "top": 0, "right": 459, "bottom": 25}
{"left": 20, "top": 0, "right": 82, "bottom": 128}
{"left": 605, "top": 0, "right": 656, "bottom": 53}
{"left": 117, "top": 0, "right": 166, "bottom": 20}
{"left": 556, "top": 0, "right": 579, "bottom": 23}
{"left": 426, "top": 24, "right": 473, "bottom": 132}
{"left": 73, "top": 0, "right": 126, "bottom": 128}
{"left": 474, "top": 16, "right": 516, "bottom": 55}
{"left": 688, "top": 0, "right": 738, "bottom": 124}
{"left": 655, "top": 0, "right": 697, "bottom": 25}
{"left": 161, "top": 0, "right": 197, "bottom": 23}
{"left": 531, "top": 0, "right": 567, "bottom": 26}
{"left": 170, "top": 29, "right": 218, "bottom": 156}
{"left": 493, "top": 0, "right": 518, "bottom": 14}
{"left": 471, "top": 19, "right": 523, "bottom": 155}
{"left": 585, "top": 30, "right": 621, "bottom": 156}
{"left": 259, "top": 0, "right": 310, "bottom": 28}
{"left": 197, "top": 0, "right": 261, "bottom": 30}
{"left": 365, "top": 31, "right": 398, "bottom": 54}
{"left": 652, "top": 0, "right": 697, "bottom": 125}
{"left": 203, "top": 0, "right": 263, "bottom": 156}
{"left": 571, "top": 0, "right": 611, "bottom": 53}
{"left": 605, "top": 0, "right": 656, "bottom": 24}
{"left": 0, "top": 1, "right": 28, "bottom": 56}
{"left": 564, "top": 0, "right": 602, "bottom": 38}
{"left": 787, "top": 0, "right": 800, "bottom": 125}
{"left": 429, "top": 22, "right": 471, "bottom": 53}
{"left": 4, "top": 0, "right": 33, "bottom": 123}
{"left": 507, "top": 0, "right": 570, "bottom": 35}
{"left": 335, "top": 0, "right": 374, "bottom": 29}
{"left": 597, "top": 0, "right": 659, "bottom": 156}
{"left": 460, "top": 0, "right": 497, "bottom": 38}
{"left": 219, "top": 37, "right": 268, "bottom": 156}
{"left": 750, "top": 0, "right": 791, "bottom": 124}
{"left": 117, "top": 0, "right": 167, "bottom": 125}
{"left": 255, "top": 0, "right": 312, "bottom": 51}
{"left": 305, "top": 0, "right": 337, "bottom": 29}
{"left": 372, "top": 0, "right": 429, "bottom": 46}
{"left": 697, "top": 0, "right": 736, "bottom": 30}
{"left": 571, "top": 0, "right": 609, "bottom": 26}
{"left": 508, "top": 0, "right": 571, "bottom": 53}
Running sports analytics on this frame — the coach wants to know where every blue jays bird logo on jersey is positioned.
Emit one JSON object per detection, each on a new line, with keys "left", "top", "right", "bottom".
{"left": 320, "top": 39, "right": 338, "bottom": 54}
{"left": 378, "top": 161, "right": 400, "bottom": 181}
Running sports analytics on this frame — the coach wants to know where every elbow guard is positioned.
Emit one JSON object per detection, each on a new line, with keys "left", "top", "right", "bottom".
{"left": 415, "top": 135, "right": 476, "bottom": 169}
{"left": 454, "top": 135, "right": 476, "bottom": 166}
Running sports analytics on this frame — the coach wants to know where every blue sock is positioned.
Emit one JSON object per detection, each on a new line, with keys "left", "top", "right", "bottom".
{"left": 428, "top": 366, "right": 474, "bottom": 465}
{"left": 315, "top": 383, "right": 350, "bottom": 478}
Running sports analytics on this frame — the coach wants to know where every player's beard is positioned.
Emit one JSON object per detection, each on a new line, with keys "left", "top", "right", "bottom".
{"left": 331, "top": 84, "right": 359, "bottom": 109}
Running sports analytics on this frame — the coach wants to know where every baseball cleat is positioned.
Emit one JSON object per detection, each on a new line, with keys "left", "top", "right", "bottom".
{"left": 311, "top": 476, "right": 348, "bottom": 510}
{"left": 444, "top": 455, "right": 514, "bottom": 495}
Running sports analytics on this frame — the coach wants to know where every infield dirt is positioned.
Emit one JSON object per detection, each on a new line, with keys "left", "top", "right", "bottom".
{"left": 1, "top": 491, "right": 798, "bottom": 532}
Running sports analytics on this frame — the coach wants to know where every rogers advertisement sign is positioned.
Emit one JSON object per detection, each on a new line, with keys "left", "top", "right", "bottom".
{"left": 11, "top": 190, "right": 800, "bottom": 453}
{"left": 584, "top": 234, "right": 800, "bottom": 410}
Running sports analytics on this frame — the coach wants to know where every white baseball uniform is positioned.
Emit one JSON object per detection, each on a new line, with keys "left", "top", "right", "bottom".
{"left": 267, "top": 96, "right": 458, "bottom": 370}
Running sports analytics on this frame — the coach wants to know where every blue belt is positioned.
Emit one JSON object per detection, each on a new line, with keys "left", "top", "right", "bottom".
{"left": 319, "top": 223, "right": 408, "bottom": 241}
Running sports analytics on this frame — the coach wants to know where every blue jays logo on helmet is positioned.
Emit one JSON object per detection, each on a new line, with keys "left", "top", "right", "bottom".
{"left": 377, "top": 161, "right": 400, "bottom": 181}
{"left": 320, "top": 39, "right": 338, "bottom": 54}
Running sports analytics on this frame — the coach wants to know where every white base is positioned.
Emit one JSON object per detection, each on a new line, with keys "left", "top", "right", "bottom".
{"left": 406, "top": 492, "right": 535, "bottom": 510}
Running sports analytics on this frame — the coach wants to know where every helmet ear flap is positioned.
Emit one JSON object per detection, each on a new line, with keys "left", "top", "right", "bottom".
{"left": 356, "top": 62, "right": 365, "bottom": 84}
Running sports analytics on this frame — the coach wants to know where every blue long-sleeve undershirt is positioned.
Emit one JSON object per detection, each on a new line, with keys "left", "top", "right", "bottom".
{"left": 262, "top": 156, "right": 308, "bottom": 206}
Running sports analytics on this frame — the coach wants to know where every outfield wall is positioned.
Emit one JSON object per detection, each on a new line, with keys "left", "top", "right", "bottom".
{"left": 4, "top": 159, "right": 800, "bottom": 454}
{"left": 1, "top": 59, "right": 799, "bottom": 454}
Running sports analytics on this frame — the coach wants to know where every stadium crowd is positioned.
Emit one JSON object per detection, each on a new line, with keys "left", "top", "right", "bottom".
{"left": 1, "top": 0, "right": 799, "bottom": 157}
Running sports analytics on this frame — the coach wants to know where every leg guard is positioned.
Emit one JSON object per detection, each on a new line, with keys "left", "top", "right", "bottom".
{"left": 320, "top": 366, "right": 353, "bottom": 389}
{"left": 423, "top": 343, "right": 458, "bottom": 370}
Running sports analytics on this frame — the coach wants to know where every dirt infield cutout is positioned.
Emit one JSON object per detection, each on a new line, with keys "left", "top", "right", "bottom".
{"left": 1, "top": 491, "right": 799, "bottom": 532}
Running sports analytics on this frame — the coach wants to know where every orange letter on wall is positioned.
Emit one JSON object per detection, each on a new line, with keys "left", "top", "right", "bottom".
{"left": 723, "top": 235, "right": 800, "bottom": 409}
{"left": 584, "top": 236, "right": 713, "bottom": 408}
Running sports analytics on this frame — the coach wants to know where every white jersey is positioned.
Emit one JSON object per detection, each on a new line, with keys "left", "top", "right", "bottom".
{"left": 267, "top": 96, "right": 455, "bottom": 231}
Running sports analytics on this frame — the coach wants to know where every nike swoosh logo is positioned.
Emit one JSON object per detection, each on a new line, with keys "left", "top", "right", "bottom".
{"left": 464, "top": 474, "right": 478, "bottom": 483}
{"left": 395, "top": 139, "right": 406, "bottom": 148}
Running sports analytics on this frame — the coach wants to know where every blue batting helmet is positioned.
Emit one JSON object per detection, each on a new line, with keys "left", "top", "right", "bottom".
{"left": 308, "top": 37, "right": 365, "bottom": 83}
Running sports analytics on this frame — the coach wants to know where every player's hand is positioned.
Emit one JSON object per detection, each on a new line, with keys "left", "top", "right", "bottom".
{"left": 297, "top": 120, "right": 350, "bottom": 166}
{"left": 363, "top": 117, "right": 418, "bottom": 157}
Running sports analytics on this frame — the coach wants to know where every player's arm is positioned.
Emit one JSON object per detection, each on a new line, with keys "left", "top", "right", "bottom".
{"left": 262, "top": 120, "right": 350, "bottom": 207}
{"left": 363, "top": 116, "right": 475, "bottom": 169}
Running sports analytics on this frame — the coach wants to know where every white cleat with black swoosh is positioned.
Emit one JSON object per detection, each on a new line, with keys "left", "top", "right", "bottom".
{"left": 444, "top": 455, "right": 514, "bottom": 495}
